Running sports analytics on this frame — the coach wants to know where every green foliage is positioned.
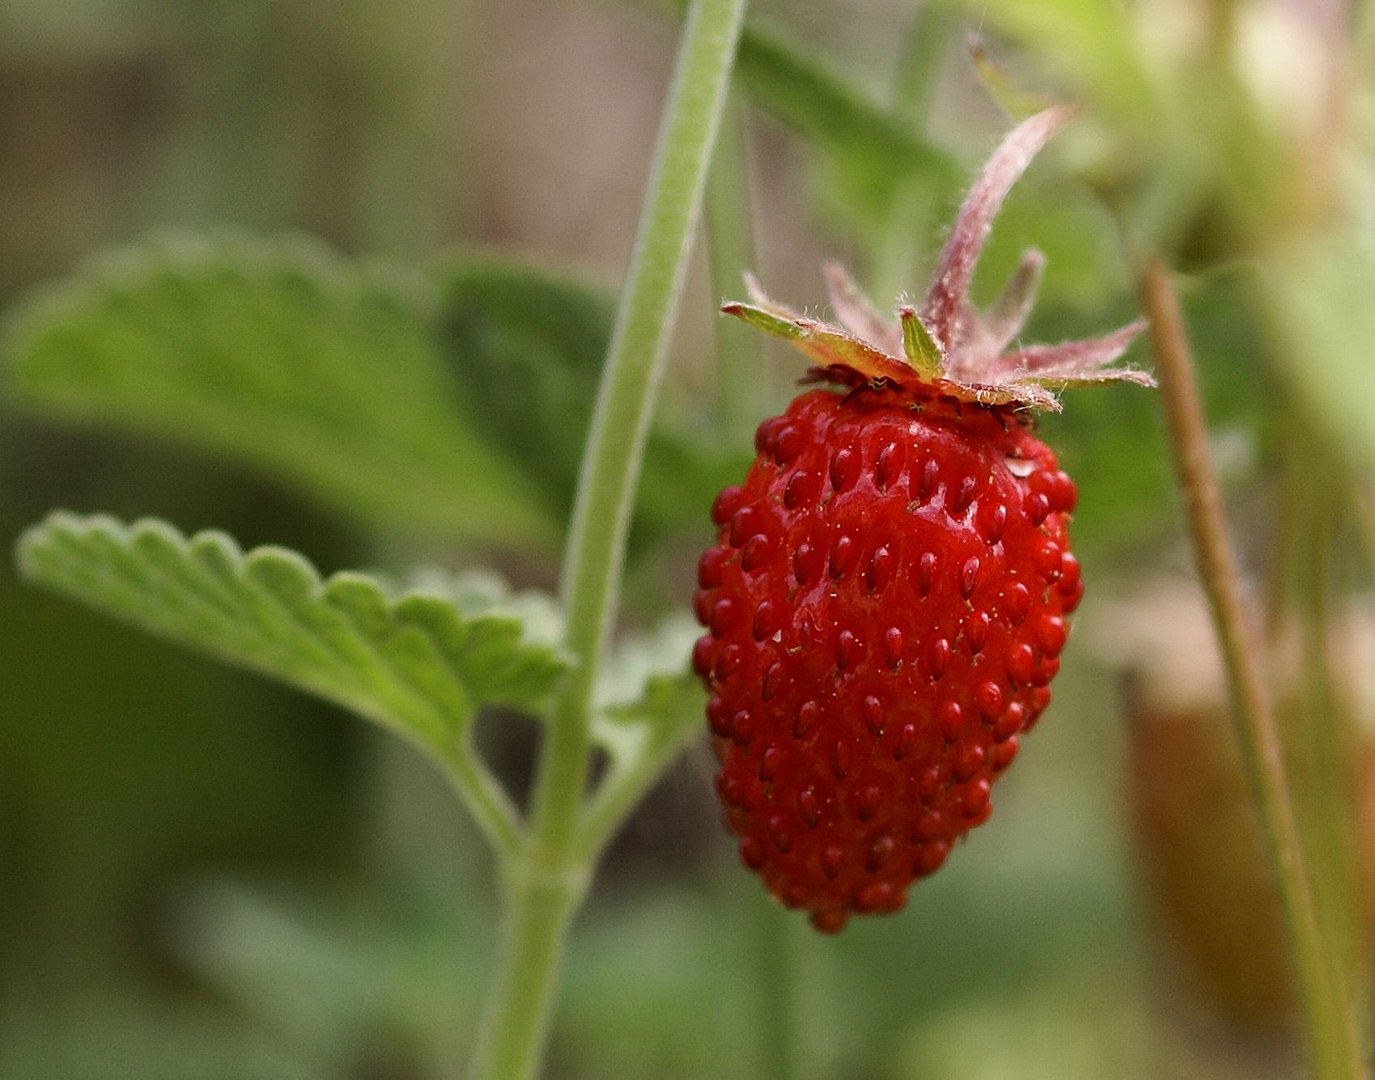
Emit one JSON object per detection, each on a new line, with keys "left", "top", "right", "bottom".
{"left": 574, "top": 615, "right": 704, "bottom": 861}
{"left": 1265, "top": 230, "right": 1375, "bottom": 478}
{"left": 1041, "top": 268, "right": 1269, "bottom": 555}
{"left": 934, "top": 0, "right": 1151, "bottom": 123}
{"left": 596, "top": 615, "right": 702, "bottom": 745}
{"left": 732, "top": 15, "right": 953, "bottom": 185}
{"left": 436, "top": 259, "right": 748, "bottom": 545}
{"left": 651, "top": 0, "right": 953, "bottom": 183}
{"left": 4, "top": 235, "right": 559, "bottom": 551}
{"left": 16, "top": 512, "right": 569, "bottom": 758}
{"left": 11, "top": 1, "right": 1375, "bottom": 1075}
{"left": 438, "top": 260, "right": 618, "bottom": 520}
{"left": 4, "top": 235, "right": 745, "bottom": 556}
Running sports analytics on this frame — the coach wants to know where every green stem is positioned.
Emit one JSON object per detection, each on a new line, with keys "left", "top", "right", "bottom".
{"left": 467, "top": 2, "right": 747, "bottom": 1076}
{"left": 1138, "top": 258, "right": 1365, "bottom": 1080}
{"left": 752, "top": 892, "right": 805, "bottom": 1080}
{"left": 573, "top": 726, "right": 700, "bottom": 864}
{"left": 466, "top": 861, "right": 588, "bottom": 1080}
{"left": 437, "top": 736, "right": 524, "bottom": 861}
{"left": 537, "top": 0, "right": 747, "bottom": 856}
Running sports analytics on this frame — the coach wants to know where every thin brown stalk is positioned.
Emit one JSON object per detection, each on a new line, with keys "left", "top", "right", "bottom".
{"left": 1138, "top": 256, "right": 1364, "bottom": 1079}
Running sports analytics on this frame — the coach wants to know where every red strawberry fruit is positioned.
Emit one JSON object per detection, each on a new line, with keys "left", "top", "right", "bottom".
{"left": 693, "top": 106, "right": 1153, "bottom": 932}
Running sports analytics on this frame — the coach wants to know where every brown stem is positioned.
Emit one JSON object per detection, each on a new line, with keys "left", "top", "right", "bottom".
{"left": 1138, "top": 257, "right": 1365, "bottom": 1079}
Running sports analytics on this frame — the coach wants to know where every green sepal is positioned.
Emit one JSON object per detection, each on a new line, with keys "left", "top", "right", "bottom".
{"left": 722, "top": 301, "right": 916, "bottom": 385}
{"left": 898, "top": 306, "right": 944, "bottom": 378}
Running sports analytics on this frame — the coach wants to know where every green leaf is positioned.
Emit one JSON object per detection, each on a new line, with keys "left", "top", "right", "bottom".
{"left": 436, "top": 257, "right": 753, "bottom": 544}
{"left": 732, "top": 15, "right": 954, "bottom": 183}
{"left": 648, "top": 0, "right": 957, "bottom": 196}
{"left": 1264, "top": 229, "right": 1375, "bottom": 477}
{"left": 936, "top": 0, "right": 1153, "bottom": 124}
{"left": 596, "top": 613, "right": 704, "bottom": 747}
{"left": 4, "top": 233, "right": 559, "bottom": 551}
{"left": 16, "top": 512, "right": 570, "bottom": 758}
{"left": 436, "top": 258, "right": 616, "bottom": 519}
{"left": 575, "top": 615, "right": 704, "bottom": 858}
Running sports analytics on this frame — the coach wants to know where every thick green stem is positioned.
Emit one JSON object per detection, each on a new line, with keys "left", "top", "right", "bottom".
{"left": 466, "top": 863, "right": 588, "bottom": 1080}
{"left": 467, "top": 2, "right": 747, "bottom": 1077}
{"left": 536, "top": 0, "right": 748, "bottom": 855}
{"left": 1139, "top": 258, "right": 1365, "bottom": 1080}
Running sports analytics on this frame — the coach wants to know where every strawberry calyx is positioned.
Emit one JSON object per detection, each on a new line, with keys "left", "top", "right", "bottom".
{"left": 721, "top": 106, "right": 1154, "bottom": 412}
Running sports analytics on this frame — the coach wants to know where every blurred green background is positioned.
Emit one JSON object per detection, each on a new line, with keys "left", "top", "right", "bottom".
{"left": 2, "top": 0, "right": 1373, "bottom": 1077}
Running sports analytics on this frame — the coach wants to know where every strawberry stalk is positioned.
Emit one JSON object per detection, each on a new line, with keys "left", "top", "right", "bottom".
{"left": 1139, "top": 257, "right": 1365, "bottom": 1079}
{"left": 466, "top": 1, "right": 748, "bottom": 1077}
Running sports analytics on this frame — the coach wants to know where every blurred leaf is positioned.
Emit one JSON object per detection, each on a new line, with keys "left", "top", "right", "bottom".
{"left": 674, "top": 2, "right": 1129, "bottom": 312}
{"left": 167, "top": 877, "right": 477, "bottom": 1078}
{"left": 435, "top": 258, "right": 752, "bottom": 544}
{"left": 597, "top": 614, "right": 703, "bottom": 743}
{"left": 733, "top": 16, "right": 953, "bottom": 182}
{"left": 0, "top": 986, "right": 323, "bottom": 1080}
{"left": 632, "top": 431, "right": 753, "bottom": 546}
{"left": 436, "top": 259, "right": 616, "bottom": 518}
{"left": 973, "top": 176, "right": 1131, "bottom": 310}
{"left": 649, "top": 0, "right": 956, "bottom": 181}
{"left": 936, "top": 0, "right": 1152, "bottom": 124}
{"left": 733, "top": 10, "right": 962, "bottom": 295}
{"left": 1264, "top": 229, "right": 1375, "bottom": 477}
{"left": 1038, "top": 267, "right": 1268, "bottom": 555}
{"left": 16, "top": 513, "right": 569, "bottom": 758}
{"left": 561, "top": 890, "right": 758, "bottom": 1080}
{"left": 581, "top": 616, "right": 704, "bottom": 855}
{"left": 968, "top": 37, "right": 1056, "bottom": 121}
{"left": 896, "top": 972, "right": 1149, "bottom": 1080}
{"left": 3, "top": 234, "right": 559, "bottom": 551}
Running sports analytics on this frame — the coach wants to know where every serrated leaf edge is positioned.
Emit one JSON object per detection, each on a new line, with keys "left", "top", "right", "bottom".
{"left": 16, "top": 512, "right": 571, "bottom": 753}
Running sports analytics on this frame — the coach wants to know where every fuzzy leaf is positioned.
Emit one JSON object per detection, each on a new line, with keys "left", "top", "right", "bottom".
{"left": 721, "top": 301, "right": 915, "bottom": 386}
{"left": 898, "top": 306, "right": 943, "bottom": 378}
{"left": 436, "top": 258, "right": 752, "bottom": 545}
{"left": 435, "top": 259, "right": 615, "bottom": 520}
{"left": 597, "top": 614, "right": 704, "bottom": 748}
{"left": 16, "top": 513, "right": 570, "bottom": 756}
{"left": 3, "top": 234, "right": 558, "bottom": 551}
{"left": 582, "top": 615, "right": 705, "bottom": 852}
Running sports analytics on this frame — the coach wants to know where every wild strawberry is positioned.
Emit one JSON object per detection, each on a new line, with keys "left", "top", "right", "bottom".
{"left": 693, "top": 107, "right": 1153, "bottom": 932}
